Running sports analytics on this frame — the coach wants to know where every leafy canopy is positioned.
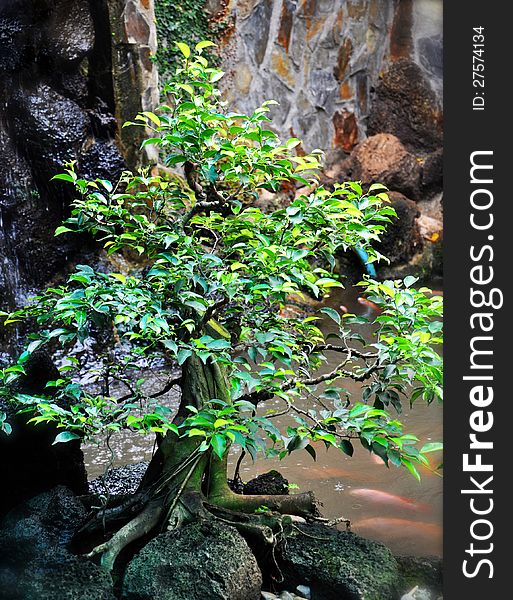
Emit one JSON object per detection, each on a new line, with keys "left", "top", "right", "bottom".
{"left": 0, "top": 41, "right": 443, "bottom": 480}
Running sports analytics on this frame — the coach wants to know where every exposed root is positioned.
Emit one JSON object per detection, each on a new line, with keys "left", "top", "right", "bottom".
{"left": 84, "top": 500, "right": 163, "bottom": 572}
{"left": 77, "top": 491, "right": 150, "bottom": 539}
{"left": 308, "top": 514, "right": 351, "bottom": 531}
{"left": 209, "top": 489, "right": 321, "bottom": 518}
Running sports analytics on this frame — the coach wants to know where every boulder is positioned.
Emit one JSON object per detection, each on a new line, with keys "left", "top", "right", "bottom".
{"left": 368, "top": 59, "right": 443, "bottom": 153}
{"left": 122, "top": 520, "right": 263, "bottom": 600}
{"left": 41, "top": 0, "right": 94, "bottom": 66}
{"left": 346, "top": 134, "right": 422, "bottom": 200}
{"left": 0, "top": 486, "right": 115, "bottom": 600}
{"left": 78, "top": 139, "right": 126, "bottom": 182}
{"left": 375, "top": 192, "right": 423, "bottom": 266}
{"left": 421, "top": 149, "right": 443, "bottom": 198}
{"left": 280, "top": 523, "right": 400, "bottom": 600}
{"left": 9, "top": 83, "right": 91, "bottom": 176}
{"left": 243, "top": 470, "right": 289, "bottom": 496}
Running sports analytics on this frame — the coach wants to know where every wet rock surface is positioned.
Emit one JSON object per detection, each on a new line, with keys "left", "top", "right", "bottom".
{"left": 41, "top": 0, "right": 94, "bottom": 66}
{"left": 396, "top": 555, "right": 443, "bottom": 597}
{"left": 280, "top": 523, "right": 400, "bottom": 600}
{"left": 0, "top": 486, "right": 115, "bottom": 600}
{"left": 0, "top": 0, "right": 124, "bottom": 328}
{"left": 122, "top": 520, "right": 263, "bottom": 600}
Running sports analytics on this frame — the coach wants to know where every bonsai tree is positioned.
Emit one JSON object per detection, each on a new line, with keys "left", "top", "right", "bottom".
{"left": 0, "top": 42, "right": 442, "bottom": 571}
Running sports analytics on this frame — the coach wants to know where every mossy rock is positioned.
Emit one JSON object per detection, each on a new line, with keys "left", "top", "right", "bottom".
{"left": 280, "top": 524, "right": 400, "bottom": 600}
{"left": 122, "top": 520, "right": 262, "bottom": 600}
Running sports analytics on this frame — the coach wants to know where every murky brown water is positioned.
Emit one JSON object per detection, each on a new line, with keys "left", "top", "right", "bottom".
{"left": 84, "top": 282, "right": 443, "bottom": 557}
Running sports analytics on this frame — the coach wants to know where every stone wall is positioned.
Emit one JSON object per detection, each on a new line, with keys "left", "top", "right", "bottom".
{"left": 211, "top": 0, "right": 442, "bottom": 160}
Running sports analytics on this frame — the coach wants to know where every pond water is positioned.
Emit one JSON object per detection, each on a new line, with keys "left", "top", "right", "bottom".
{"left": 83, "top": 281, "right": 443, "bottom": 557}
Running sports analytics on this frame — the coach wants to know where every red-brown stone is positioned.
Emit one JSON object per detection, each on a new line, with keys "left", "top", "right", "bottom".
{"left": 389, "top": 0, "right": 413, "bottom": 60}
{"left": 332, "top": 110, "right": 359, "bottom": 153}
{"left": 278, "top": 0, "right": 294, "bottom": 53}
{"left": 333, "top": 38, "right": 353, "bottom": 82}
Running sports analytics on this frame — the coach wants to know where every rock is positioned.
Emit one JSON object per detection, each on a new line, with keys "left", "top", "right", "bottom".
{"left": 78, "top": 139, "right": 125, "bottom": 182}
{"left": 0, "top": 486, "right": 115, "bottom": 599}
{"left": 89, "top": 462, "right": 148, "bottom": 496}
{"left": 368, "top": 59, "right": 443, "bottom": 153}
{"left": 375, "top": 192, "right": 423, "bottom": 266}
{"left": 41, "top": 0, "right": 94, "bottom": 66}
{"left": 243, "top": 470, "right": 289, "bottom": 496}
{"left": 345, "top": 134, "right": 422, "bottom": 200}
{"left": 401, "top": 587, "right": 435, "bottom": 600}
{"left": 421, "top": 149, "right": 443, "bottom": 198}
{"left": 0, "top": 352, "right": 88, "bottom": 516}
{"left": 9, "top": 83, "right": 91, "bottom": 176}
{"left": 296, "top": 585, "right": 311, "bottom": 599}
{"left": 122, "top": 520, "right": 262, "bottom": 600}
{"left": 396, "top": 555, "right": 443, "bottom": 597}
{"left": 418, "top": 214, "right": 442, "bottom": 244}
{"left": 280, "top": 523, "right": 400, "bottom": 600}
{"left": 261, "top": 593, "right": 277, "bottom": 600}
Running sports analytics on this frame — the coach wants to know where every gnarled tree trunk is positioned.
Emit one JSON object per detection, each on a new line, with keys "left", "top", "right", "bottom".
{"left": 80, "top": 354, "right": 318, "bottom": 571}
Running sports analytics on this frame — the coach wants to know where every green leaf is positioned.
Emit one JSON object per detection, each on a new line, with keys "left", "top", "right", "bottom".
{"left": 211, "top": 433, "right": 228, "bottom": 458}
{"left": 404, "top": 275, "right": 418, "bottom": 288}
{"left": 177, "top": 349, "right": 192, "bottom": 366}
{"left": 55, "top": 226, "right": 73, "bottom": 236}
{"left": 51, "top": 173, "right": 75, "bottom": 183}
{"left": 195, "top": 40, "right": 216, "bottom": 52}
{"left": 339, "top": 439, "right": 354, "bottom": 456}
{"left": 176, "top": 42, "right": 191, "bottom": 58}
{"left": 320, "top": 307, "right": 341, "bottom": 326}
{"left": 420, "top": 442, "right": 443, "bottom": 454}
{"left": 53, "top": 431, "right": 80, "bottom": 445}
{"left": 163, "top": 339, "right": 178, "bottom": 354}
{"left": 305, "top": 444, "right": 317, "bottom": 461}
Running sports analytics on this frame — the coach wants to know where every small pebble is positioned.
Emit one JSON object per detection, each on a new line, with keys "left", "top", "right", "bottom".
{"left": 296, "top": 585, "right": 311, "bottom": 599}
{"left": 261, "top": 593, "right": 277, "bottom": 600}
{"left": 401, "top": 587, "right": 434, "bottom": 600}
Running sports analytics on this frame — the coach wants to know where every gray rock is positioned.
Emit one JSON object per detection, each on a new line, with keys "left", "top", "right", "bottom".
{"left": 280, "top": 523, "right": 400, "bottom": 600}
{"left": 122, "top": 520, "right": 262, "bottom": 600}
{"left": 243, "top": 470, "right": 289, "bottom": 496}
{"left": 296, "top": 585, "right": 311, "bottom": 599}
{"left": 396, "top": 555, "right": 443, "bottom": 597}
{"left": 89, "top": 462, "right": 148, "bottom": 496}
{"left": 0, "top": 487, "right": 115, "bottom": 600}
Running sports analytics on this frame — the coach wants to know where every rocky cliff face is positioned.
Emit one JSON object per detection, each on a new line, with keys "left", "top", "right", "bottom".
{"left": 0, "top": 1, "right": 158, "bottom": 353}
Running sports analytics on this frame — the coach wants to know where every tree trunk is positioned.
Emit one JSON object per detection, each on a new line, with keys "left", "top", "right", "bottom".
{"left": 81, "top": 354, "right": 319, "bottom": 570}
